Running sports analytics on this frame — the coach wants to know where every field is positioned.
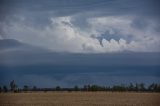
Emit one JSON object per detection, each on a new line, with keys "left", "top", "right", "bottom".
{"left": 0, "top": 92, "right": 160, "bottom": 106}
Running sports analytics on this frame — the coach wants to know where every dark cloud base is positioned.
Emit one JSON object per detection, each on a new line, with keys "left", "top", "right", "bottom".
{"left": 0, "top": 52, "right": 160, "bottom": 87}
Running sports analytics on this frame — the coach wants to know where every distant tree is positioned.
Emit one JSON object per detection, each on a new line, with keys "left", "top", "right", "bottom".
{"left": 105, "top": 86, "right": 111, "bottom": 91}
{"left": 152, "top": 83, "right": 160, "bottom": 92}
{"left": 33, "top": 86, "right": 37, "bottom": 91}
{"left": 74, "top": 85, "right": 79, "bottom": 91}
{"left": 154, "top": 84, "right": 158, "bottom": 92}
{"left": 135, "top": 83, "right": 140, "bottom": 91}
{"left": 23, "top": 85, "right": 29, "bottom": 91}
{"left": 3, "top": 86, "right": 8, "bottom": 93}
{"left": 84, "top": 85, "right": 90, "bottom": 91}
{"left": 148, "top": 83, "right": 160, "bottom": 92}
{"left": 10, "top": 80, "right": 17, "bottom": 92}
{"left": 139, "top": 83, "right": 145, "bottom": 91}
{"left": 112, "top": 85, "right": 126, "bottom": 92}
{"left": 83, "top": 85, "right": 88, "bottom": 91}
{"left": 128, "top": 83, "right": 134, "bottom": 91}
{"left": 90, "top": 85, "right": 103, "bottom": 91}
{"left": 87, "top": 85, "right": 91, "bottom": 91}
{"left": 56, "top": 86, "right": 61, "bottom": 91}
{"left": 148, "top": 83, "right": 155, "bottom": 91}
{"left": 156, "top": 84, "right": 160, "bottom": 92}
{"left": 90, "top": 85, "right": 96, "bottom": 91}
{"left": 0, "top": 86, "right": 2, "bottom": 93}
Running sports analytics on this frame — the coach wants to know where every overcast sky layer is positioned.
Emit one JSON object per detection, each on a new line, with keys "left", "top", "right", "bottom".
{"left": 0, "top": 52, "right": 160, "bottom": 87}
{"left": 0, "top": 0, "right": 160, "bottom": 53}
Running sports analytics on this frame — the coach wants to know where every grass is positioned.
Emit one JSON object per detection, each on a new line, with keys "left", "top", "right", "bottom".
{"left": 0, "top": 92, "right": 160, "bottom": 106}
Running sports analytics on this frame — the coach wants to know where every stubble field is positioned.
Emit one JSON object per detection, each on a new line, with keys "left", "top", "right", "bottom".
{"left": 0, "top": 92, "right": 160, "bottom": 106}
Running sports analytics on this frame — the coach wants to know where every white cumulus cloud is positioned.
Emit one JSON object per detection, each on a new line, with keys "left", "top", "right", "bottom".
{"left": 1, "top": 15, "right": 160, "bottom": 53}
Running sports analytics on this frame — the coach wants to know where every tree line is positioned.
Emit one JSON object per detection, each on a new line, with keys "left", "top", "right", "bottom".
{"left": 0, "top": 80, "right": 160, "bottom": 93}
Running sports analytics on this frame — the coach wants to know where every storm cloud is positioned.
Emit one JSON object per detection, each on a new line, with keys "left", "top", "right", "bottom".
{"left": 0, "top": 0, "right": 160, "bottom": 53}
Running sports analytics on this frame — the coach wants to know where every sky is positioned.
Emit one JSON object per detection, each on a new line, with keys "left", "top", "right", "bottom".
{"left": 0, "top": 0, "right": 160, "bottom": 53}
{"left": 0, "top": 0, "right": 160, "bottom": 87}
{"left": 0, "top": 52, "right": 160, "bottom": 87}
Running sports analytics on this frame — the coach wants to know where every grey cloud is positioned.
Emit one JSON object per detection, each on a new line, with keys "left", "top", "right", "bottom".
{"left": 131, "top": 18, "right": 149, "bottom": 30}
{"left": 0, "top": 0, "right": 160, "bottom": 52}
{"left": 1, "top": 0, "right": 160, "bottom": 20}
{"left": 1, "top": 0, "right": 160, "bottom": 27}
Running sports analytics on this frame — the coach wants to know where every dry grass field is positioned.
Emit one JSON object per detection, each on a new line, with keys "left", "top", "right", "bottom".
{"left": 0, "top": 92, "right": 160, "bottom": 106}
